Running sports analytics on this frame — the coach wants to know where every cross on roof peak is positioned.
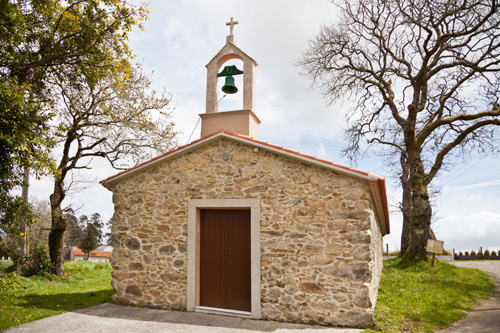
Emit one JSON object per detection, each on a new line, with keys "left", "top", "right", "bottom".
{"left": 226, "top": 17, "right": 238, "bottom": 36}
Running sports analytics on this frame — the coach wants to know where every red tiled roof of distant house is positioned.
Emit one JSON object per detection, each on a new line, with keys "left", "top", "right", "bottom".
{"left": 71, "top": 248, "right": 113, "bottom": 258}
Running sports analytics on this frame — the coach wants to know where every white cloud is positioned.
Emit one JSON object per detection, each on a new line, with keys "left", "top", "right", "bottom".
{"left": 442, "top": 179, "right": 500, "bottom": 193}
{"left": 435, "top": 211, "right": 500, "bottom": 252}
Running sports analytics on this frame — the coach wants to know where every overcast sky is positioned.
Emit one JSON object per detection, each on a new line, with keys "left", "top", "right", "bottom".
{"left": 30, "top": 0, "right": 500, "bottom": 253}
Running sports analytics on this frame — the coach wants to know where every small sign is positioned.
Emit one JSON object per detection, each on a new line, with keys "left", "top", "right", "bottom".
{"left": 426, "top": 239, "right": 444, "bottom": 254}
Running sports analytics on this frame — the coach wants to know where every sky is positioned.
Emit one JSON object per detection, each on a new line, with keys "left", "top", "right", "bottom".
{"left": 29, "top": 0, "right": 500, "bottom": 253}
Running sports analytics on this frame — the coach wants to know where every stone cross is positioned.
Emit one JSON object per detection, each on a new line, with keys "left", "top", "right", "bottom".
{"left": 226, "top": 17, "right": 238, "bottom": 36}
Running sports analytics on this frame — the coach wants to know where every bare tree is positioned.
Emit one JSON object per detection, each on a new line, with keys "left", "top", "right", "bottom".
{"left": 48, "top": 66, "right": 178, "bottom": 275}
{"left": 29, "top": 198, "right": 52, "bottom": 246}
{"left": 300, "top": 0, "right": 500, "bottom": 261}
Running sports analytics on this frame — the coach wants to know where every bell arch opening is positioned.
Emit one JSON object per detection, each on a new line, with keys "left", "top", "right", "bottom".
{"left": 217, "top": 57, "right": 244, "bottom": 112}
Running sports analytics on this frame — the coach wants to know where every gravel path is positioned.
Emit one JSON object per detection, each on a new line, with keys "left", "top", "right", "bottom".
{"left": 440, "top": 261, "right": 500, "bottom": 333}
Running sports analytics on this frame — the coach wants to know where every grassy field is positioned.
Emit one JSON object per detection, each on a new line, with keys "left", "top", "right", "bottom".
{"left": 371, "top": 258, "right": 496, "bottom": 332}
{"left": 0, "top": 261, "right": 113, "bottom": 330}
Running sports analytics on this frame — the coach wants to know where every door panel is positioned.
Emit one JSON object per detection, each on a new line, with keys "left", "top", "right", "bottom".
{"left": 200, "top": 210, "right": 227, "bottom": 309}
{"left": 227, "top": 210, "right": 251, "bottom": 311}
{"left": 199, "top": 210, "right": 251, "bottom": 312}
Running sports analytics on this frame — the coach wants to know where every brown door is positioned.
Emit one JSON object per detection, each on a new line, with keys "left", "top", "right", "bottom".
{"left": 200, "top": 210, "right": 251, "bottom": 312}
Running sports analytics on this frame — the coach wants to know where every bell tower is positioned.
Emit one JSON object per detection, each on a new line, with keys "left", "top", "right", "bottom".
{"left": 200, "top": 17, "right": 260, "bottom": 139}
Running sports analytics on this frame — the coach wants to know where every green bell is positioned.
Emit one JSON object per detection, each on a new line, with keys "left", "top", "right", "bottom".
{"left": 222, "top": 75, "right": 238, "bottom": 94}
{"left": 217, "top": 65, "right": 243, "bottom": 95}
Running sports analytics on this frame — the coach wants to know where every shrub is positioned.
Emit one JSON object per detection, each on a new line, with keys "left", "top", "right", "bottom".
{"left": 458, "top": 251, "right": 464, "bottom": 256}
{"left": 484, "top": 249, "right": 491, "bottom": 256}
{"left": 465, "top": 251, "right": 470, "bottom": 256}
{"left": 492, "top": 251, "right": 497, "bottom": 256}
{"left": 20, "top": 243, "right": 54, "bottom": 277}
{"left": 471, "top": 250, "right": 477, "bottom": 256}
{"left": 443, "top": 249, "right": 452, "bottom": 255}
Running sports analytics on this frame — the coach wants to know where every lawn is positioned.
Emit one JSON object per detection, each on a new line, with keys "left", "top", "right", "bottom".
{"left": 0, "top": 261, "right": 113, "bottom": 330}
{"left": 371, "top": 258, "right": 496, "bottom": 332}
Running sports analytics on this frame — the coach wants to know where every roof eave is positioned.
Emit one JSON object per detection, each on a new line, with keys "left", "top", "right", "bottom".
{"left": 100, "top": 130, "right": 390, "bottom": 234}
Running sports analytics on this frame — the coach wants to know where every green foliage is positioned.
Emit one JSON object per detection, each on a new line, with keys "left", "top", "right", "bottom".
{"left": 80, "top": 224, "right": 98, "bottom": 257}
{"left": 1, "top": 0, "right": 150, "bottom": 240}
{"left": 20, "top": 243, "right": 53, "bottom": 277}
{"left": 471, "top": 250, "right": 477, "bottom": 256}
{"left": 0, "top": 242, "right": 54, "bottom": 277}
{"left": 459, "top": 251, "right": 464, "bottom": 256}
{"left": 0, "top": 241, "right": 18, "bottom": 261}
{"left": 0, "top": 261, "right": 16, "bottom": 273}
{"left": 465, "top": 251, "right": 470, "bottom": 256}
{"left": 373, "top": 258, "right": 495, "bottom": 332}
{"left": 0, "top": 76, "right": 53, "bottom": 233}
{"left": 484, "top": 249, "right": 491, "bottom": 256}
{"left": 0, "top": 261, "right": 112, "bottom": 329}
{"left": 492, "top": 251, "right": 497, "bottom": 256}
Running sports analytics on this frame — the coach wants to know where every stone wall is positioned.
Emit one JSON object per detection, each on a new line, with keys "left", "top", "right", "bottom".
{"left": 103, "top": 137, "right": 384, "bottom": 327}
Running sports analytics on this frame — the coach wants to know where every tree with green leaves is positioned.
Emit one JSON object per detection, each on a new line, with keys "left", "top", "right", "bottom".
{"left": 63, "top": 208, "right": 84, "bottom": 249}
{"left": 90, "top": 213, "right": 104, "bottom": 246}
{"left": 80, "top": 223, "right": 98, "bottom": 259}
{"left": 1, "top": 0, "right": 154, "bottom": 274}
{"left": 300, "top": 0, "right": 500, "bottom": 261}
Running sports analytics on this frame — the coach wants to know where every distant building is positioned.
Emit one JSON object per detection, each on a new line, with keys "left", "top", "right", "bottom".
{"left": 68, "top": 247, "right": 113, "bottom": 262}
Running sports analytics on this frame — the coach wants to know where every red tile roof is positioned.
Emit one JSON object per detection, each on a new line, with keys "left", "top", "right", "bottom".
{"left": 100, "top": 130, "right": 390, "bottom": 234}
{"left": 71, "top": 248, "right": 113, "bottom": 258}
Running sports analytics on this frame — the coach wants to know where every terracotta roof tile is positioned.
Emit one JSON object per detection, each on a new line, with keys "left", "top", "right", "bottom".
{"left": 70, "top": 248, "right": 113, "bottom": 258}
{"left": 100, "top": 129, "right": 389, "bottom": 234}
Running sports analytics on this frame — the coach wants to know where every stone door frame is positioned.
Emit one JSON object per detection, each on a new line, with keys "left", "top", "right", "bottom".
{"left": 187, "top": 198, "right": 261, "bottom": 319}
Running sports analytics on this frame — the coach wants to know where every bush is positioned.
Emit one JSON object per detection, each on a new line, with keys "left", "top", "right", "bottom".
{"left": 458, "top": 251, "right": 464, "bottom": 256}
{"left": 443, "top": 249, "right": 452, "bottom": 255}
{"left": 484, "top": 249, "right": 491, "bottom": 256}
{"left": 20, "top": 243, "right": 54, "bottom": 277}
{"left": 492, "top": 251, "right": 497, "bottom": 256}
{"left": 465, "top": 251, "right": 470, "bottom": 256}
{"left": 470, "top": 250, "right": 477, "bottom": 256}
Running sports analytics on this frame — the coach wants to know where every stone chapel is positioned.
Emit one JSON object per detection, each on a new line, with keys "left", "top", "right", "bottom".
{"left": 101, "top": 19, "right": 390, "bottom": 328}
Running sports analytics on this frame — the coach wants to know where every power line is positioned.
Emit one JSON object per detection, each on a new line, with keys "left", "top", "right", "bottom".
{"left": 440, "top": 156, "right": 488, "bottom": 186}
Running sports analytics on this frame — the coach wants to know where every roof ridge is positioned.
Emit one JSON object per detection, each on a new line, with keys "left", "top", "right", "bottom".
{"left": 101, "top": 130, "right": 381, "bottom": 184}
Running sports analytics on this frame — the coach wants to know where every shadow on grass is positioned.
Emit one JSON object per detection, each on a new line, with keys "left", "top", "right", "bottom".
{"left": 19, "top": 289, "right": 114, "bottom": 312}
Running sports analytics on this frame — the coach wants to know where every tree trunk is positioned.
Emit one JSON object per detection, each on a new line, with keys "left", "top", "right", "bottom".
{"left": 48, "top": 176, "right": 67, "bottom": 275}
{"left": 48, "top": 212, "right": 66, "bottom": 275}
{"left": 401, "top": 149, "right": 433, "bottom": 262}
{"left": 399, "top": 155, "right": 412, "bottom": 256}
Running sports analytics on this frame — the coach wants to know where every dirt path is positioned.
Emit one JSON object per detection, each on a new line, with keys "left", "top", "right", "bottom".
{"left": 440, "top": 261, "right": 500, "bottom": 333}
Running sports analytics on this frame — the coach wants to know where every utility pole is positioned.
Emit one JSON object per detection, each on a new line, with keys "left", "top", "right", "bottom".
{"left": 16, "top": 168, "right": 29, "bottom": 274}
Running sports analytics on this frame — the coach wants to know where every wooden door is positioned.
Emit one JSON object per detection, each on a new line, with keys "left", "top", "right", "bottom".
{"left": 200, "top": 210, "right": 251, "bottom": 312}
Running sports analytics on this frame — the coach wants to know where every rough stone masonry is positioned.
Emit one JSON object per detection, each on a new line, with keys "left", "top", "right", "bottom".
{"left": 102, "top": 137, "right": 384, "bottom": 328}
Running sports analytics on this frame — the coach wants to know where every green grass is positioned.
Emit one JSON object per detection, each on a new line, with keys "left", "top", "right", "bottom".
{"left": 0, "top": 261, "right": 16, "bottom": 273}
{"left": 370, "top": 258, "right": 496, "bottom": 332}
{"left": 0, "top": 261, "right": 113, "bottom": 330}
